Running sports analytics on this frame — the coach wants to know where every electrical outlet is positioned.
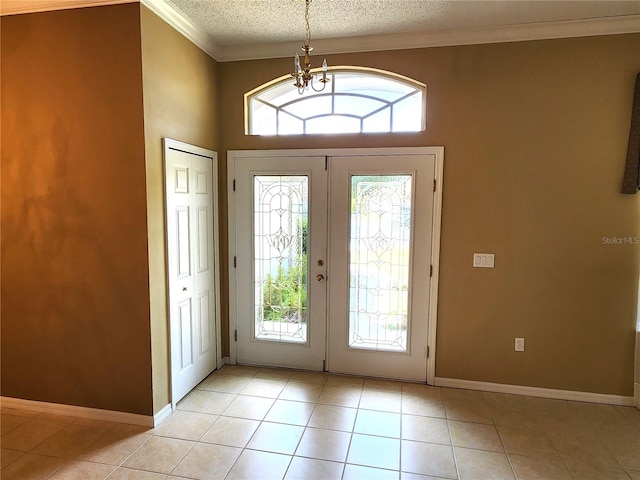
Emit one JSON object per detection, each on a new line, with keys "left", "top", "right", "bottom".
{"left": 515, "top": 337, "right": 525, "bottom": 352}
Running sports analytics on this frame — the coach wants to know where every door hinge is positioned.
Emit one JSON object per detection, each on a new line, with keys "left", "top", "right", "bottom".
{"left": 234, "top": 256, "right": 237, "bottom": 268}
{"left": 233, "top": 179, "right": 236, "bottom": 191}
{"left": 322, "top": 359, "right": 327, "bottom": 371}
{"left": 234, "top": 330, "right": 237, "bottom": 342}
{"left": 427, "top": 346, "right": 430, "bottom": 358}
{"left": 433, "top": 178, "right": 437, "bottom": 192}
{"left": 430, "top": 265, "right": 433, "bottom": 277}
{"left": 325, "top": 156, "right": 328, "bottom": 171}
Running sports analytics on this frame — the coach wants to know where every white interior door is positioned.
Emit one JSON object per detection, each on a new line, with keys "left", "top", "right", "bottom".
{"left": 229, "top": 148, "right": 440, "bottom": 381}
{"left": 234, "top": 156, "right": 327, "bottom": 370}
{"left": 327, "top": 154, "right": 435, "bottom": 381}
{"left": 165, "top": 140, "right": 219, "bottom": 403}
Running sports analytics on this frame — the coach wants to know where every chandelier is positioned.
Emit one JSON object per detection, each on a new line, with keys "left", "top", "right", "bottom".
{"left": 291, "top": 0, "right": 330, "bottom": 94}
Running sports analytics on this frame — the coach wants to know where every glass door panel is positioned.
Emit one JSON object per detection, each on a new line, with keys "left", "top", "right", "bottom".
{"left": 349, "top": 175, "right": 413, "bottom": 352}
{"left": 254, "top": 175, "right": 309, "bottom": 343}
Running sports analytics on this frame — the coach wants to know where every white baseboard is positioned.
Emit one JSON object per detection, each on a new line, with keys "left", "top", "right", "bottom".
{"left": 153, "top": 403, "right": 173, "bottom": 426}
{"left": 635, "top": 383, "right": 640, "bottom": 409}
{"left": 0, "top": 396, "right": 155, "bottom": 427}
{"left": 435, "top": 377, "right": 635, "bottom": 406}
{"left": 221, "top": 357, "right": 230, "bottom": 366}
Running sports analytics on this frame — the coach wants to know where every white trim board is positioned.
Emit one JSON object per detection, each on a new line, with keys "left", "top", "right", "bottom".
{"left": 140, "top": 0, "right": 221, "bottom": 59}
{"left": 435, "top": 377, "right": 635, "bottom": 406}
{"left": 427, "top": 153, "right": 444, "bottom": 385}
{"left": 153, "top": 403, "right": 173, "bottom": 426}
{"left": 0, "top": 396, "right": 159, "bottom": 427}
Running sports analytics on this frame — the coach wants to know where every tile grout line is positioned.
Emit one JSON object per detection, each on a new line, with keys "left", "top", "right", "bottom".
{"left": 446, "top": 406, "right": 461, "bottom": 480}
{"left": 8, "top": 366, "right": 639, "bottom": 480}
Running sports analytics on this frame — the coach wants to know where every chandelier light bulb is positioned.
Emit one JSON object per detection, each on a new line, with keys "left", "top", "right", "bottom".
{"left": 294, "top": 53, "right": 301, "bottom": 74}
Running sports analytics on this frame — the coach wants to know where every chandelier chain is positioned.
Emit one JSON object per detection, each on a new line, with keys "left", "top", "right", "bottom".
{"left": 305, "top": 0, "right": 311, "bottom": 47}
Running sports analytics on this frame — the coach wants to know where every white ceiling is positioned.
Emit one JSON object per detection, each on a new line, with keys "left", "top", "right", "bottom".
{"left": 2, "top": 0, "right": 640, "bottom": 61}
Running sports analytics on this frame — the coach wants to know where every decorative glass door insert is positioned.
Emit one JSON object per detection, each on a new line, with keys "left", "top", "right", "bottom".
{"left": 254, "top": 176, "right": 309, "bottom": 343}
{"left": 349, "top": 175, "right": 413, "bottom": 352}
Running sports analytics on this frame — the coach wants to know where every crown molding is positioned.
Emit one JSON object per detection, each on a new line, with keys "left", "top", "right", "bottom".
{"left": 140, "top": 0, "right": 221, "bottom": 59}
{"left": 2, "top": 0, "right": 639, "bottom": 63}
{"left": 0, "top": 0, "right": 135, "bottom": 16}
{"left": 219, "top": 14, "right": 640, "bottom": 62}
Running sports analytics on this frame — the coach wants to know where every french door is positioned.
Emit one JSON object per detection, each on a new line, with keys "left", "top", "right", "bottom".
{"left": 328, "top": 155, "right": 434, "bottom": 381}
{"left": 234, "top": 156, "right": 328, "bottom": 370}
{"left": 230, "top": 149, "right": 441, "bottom": 382}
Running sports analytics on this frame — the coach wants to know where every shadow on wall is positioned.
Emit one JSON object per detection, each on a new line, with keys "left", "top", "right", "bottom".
{"left": 1, "top": 115, "right": 142, "bottom": 399}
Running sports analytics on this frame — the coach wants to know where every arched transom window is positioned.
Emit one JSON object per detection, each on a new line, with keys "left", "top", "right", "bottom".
{"left": 245, "top": 67, "right": 426, "bottom": 136}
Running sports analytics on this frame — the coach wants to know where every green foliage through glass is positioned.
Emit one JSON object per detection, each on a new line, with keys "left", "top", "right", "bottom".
{"left": 261, "top": 219, "right": 308, "bottom": 323}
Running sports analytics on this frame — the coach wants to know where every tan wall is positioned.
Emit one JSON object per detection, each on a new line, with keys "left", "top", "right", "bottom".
{"left": 219, "top": 34, "right": 640, "bottom": 396}
{"left": 1, "top": 4, "right": 153, "bottom": 414}
{"left": 140, "top": 5, "right": 220, "bottom": 414}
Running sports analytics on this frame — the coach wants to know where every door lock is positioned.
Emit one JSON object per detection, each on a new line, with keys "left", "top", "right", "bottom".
{"left": 316, "top": 274, "right": 325, "bottom": 282}
{"left": 316, "top": 259, "right": 324, "bottom": 266}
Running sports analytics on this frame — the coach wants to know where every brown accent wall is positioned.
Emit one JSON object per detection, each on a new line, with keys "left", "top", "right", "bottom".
{"left": 1, "top": 4, "right": 153, "bottom": 414}
{"left": 140, "top": 5, "right": 220, "bottom": 414}
{"left": 219, "top": 35, "right": 640, "bottom": 396}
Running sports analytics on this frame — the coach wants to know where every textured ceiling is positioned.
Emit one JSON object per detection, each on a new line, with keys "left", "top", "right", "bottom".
{"left": 1, "top": 0, "right": 638, "bottom": 60}
{"left": 165, "top": 0, "right": 640, "bottom": 47}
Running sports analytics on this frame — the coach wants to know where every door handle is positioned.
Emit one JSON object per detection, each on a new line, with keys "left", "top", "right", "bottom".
{"left": 182, "top": 287, "right": 187, "bottom": 292}
{"left": 316, "top": 274, "right": 325, "bottom": 282}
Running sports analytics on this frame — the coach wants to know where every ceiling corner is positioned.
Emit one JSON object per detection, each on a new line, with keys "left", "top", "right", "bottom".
{"left": 141, "top": 0, "right": 221, "bottom": 61}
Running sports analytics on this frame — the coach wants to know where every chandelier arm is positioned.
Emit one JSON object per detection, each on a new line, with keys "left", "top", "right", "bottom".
{"left": 310, "top": 78, "right": 327, "bottom": 92}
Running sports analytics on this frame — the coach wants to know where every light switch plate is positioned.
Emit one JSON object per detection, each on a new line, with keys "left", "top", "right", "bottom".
{"left": 473, "top": 253, "right": 495, "bottom": 268}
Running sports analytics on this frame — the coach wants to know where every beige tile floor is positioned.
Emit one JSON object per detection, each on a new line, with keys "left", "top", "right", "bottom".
{"left": 2, "top": 365, "right": 639, "bottom": 480}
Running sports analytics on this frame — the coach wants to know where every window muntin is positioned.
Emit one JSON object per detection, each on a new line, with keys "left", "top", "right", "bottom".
{"left": 245, "top": 67, "right": 426, "bottom": 135}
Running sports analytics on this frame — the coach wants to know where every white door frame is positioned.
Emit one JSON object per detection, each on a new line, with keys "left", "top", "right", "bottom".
{"left": 227, "top": 147, "right": 443, "bottom": 384}
{"left": 164, "top": 138, "right": 223, "bottom": 407}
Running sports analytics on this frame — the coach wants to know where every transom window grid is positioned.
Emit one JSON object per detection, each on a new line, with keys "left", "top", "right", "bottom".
{"left": 246, "top": 67, "right": 426, "bottom": 136}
